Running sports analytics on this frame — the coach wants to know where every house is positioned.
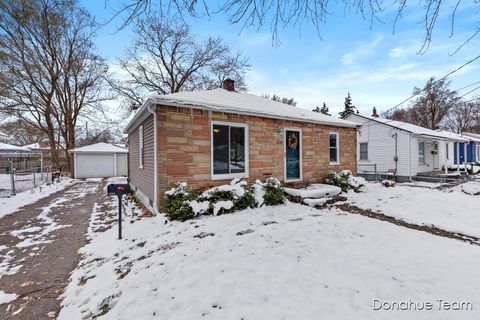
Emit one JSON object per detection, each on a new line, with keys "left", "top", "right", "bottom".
{"left": 453, "top": 132, "right": 480, "bottom": 164}
{"left": 346, "top": 108, "right": 469, "bottom": 182}
{"left": 125, "top": 79, "right": 358, "bottom": 212}
{"left": 0, "top": 132, "right": 10, "bottom": 143}
{"left": 69, "top": 142, "right": 128, "bottom": 179}
{"left": 0, "top": 143, "right": 31, "bottom": 170}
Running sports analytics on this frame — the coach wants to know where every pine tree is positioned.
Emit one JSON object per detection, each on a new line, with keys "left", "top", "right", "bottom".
{"left": 339, "top": 93, "right": 357, "bottom": 119}
{"left": 320, "top": 102, "right": 330, "bottom": 115}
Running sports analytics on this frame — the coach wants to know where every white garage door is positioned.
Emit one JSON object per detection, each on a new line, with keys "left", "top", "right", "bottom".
{"left": 76, "top": 153, "right": 115, "bottom": 178}
{"left": 116, "top": 154, "right": 128, "bottom": 176}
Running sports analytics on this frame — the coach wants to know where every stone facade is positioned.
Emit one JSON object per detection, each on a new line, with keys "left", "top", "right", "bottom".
{"left": 129, "top": 105, "right": 357, "bottom": 209}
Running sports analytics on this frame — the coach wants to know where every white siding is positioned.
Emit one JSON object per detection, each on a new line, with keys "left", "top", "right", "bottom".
{"left": 348, "top": 114, "right": 413, "bottom": 177}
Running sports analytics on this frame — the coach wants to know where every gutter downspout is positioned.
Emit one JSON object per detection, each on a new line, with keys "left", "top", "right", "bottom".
{"left": 408, "top": 134, "right": 413, "bottom": 182}
{"left": 393, "top": 132, "right": 398, "bottom": 176}
{"left": 147, "top": 103, "right": 159, "bottom": 213}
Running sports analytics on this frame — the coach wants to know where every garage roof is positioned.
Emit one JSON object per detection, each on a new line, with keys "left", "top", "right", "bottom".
{"left": 69, "top": 142, "right": 128, "bottom": 154}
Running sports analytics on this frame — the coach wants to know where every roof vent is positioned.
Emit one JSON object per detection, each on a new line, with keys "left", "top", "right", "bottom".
{"left": 372, "top": 107, "right": 379, "bottom": 118}
{"left": 222, "top": 78, "right": 235, "bottom": 92}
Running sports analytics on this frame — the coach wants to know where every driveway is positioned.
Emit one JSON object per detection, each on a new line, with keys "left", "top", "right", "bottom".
{"left": 0, "top": 179, "right": 108, "bottom": 319}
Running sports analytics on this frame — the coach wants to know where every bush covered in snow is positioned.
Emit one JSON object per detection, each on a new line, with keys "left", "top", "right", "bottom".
{"left": 324, "top": 171, "right": 365, "bottom": 192}
{"left": 382, "top": 180, "right": 396, "bottom": 188}
{"left": 262, "top": 177, "right": 286, "bottom": 206}
{"left": 161, "top": 178, "right": 285, "bottom": 221}
{"left": 161, "top": 183, "right": 199, "bottom": 221}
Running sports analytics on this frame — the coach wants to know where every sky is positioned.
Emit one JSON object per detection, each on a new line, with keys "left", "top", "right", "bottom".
{"left": 80, "top": 0, "right": 480, "bottom": 117}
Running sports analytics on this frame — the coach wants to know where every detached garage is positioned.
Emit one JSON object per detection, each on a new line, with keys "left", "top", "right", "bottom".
{"left": 70, "top": 143, "right": 128, "bottom": 178}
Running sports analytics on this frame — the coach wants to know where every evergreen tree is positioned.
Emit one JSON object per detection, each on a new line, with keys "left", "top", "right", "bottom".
{"left": 339, "top": 93, "right": 357, "bottom": 119}
{"left": 320, "top": 102, "right": 330, "bottom": 115}
{"left": 312, "top": 102, "right": 330, "bottom": 115}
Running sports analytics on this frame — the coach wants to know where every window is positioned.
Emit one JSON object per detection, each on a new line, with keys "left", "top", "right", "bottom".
{"left": 446, "top": 143, "right": 449, "bottom": 160}
{"left": 139, "top": 125, "right": 144, "bottom": 169}
{"left": 212, "top": 122, "right": 248, "bottom": 179}
{"left": 329, "top": 133, "right": 339, "bottom": 164}
{"left": 359, "top": 142, "right": 368, "bottom": 161}
{"left": 418, "top": 141, "right": 425, "bottom": 164}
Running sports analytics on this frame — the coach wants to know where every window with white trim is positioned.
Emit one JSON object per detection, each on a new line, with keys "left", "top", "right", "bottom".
{"left": 212, "top": 122, "right": 248, "bottom": 178}
{"left": 329, "top": 133, "right": 339, "bottom": 164}
{"left": 418, "top": 141, "right": 425, "bottom": 164}
{"left": 359, "top": 142, "right": 368, "bottom": 161}
{"left": 139, "top": 125, "right": 144, "bottom": 169}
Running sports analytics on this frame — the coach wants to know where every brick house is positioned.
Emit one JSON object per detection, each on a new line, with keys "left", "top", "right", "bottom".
{"left": 125, "top": 80, "right": 358, "bottom": 212}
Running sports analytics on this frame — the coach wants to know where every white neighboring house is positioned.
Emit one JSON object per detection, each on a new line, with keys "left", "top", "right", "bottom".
{"left": 70, "top": 142, "right": 128, "bottom": 179}
{"left": 0, "top": 132, "right": 10, "bottom": 143}
{"left": 346, "top": 110, "right": 469, "bottom": 182}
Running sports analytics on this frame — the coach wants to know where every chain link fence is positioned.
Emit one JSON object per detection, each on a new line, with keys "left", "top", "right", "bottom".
{"left": 0, "top": 166, "right": 53, "bottom": 197}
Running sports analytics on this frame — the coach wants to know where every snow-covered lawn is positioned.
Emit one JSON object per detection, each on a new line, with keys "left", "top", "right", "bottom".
{"left": 0, "top": 178, "right": 74, "bottom": 219}
{"left": 60, "top": 202, "right": 480, "bottom": 320}
{"left": 348, "top": 181, "right": 480, "bottom": 238}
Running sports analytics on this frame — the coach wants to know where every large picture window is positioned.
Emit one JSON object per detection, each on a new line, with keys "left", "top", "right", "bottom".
{"left": 418, "top": 141, "right": 425, "bottom": 164}
{"left": 329, "top": 133, "right": 339, "bottom": 164}
{"left": 212, "top": 122, "right": 248, "bottom": 179}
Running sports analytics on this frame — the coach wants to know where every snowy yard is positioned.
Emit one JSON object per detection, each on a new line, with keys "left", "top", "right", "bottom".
{"left": 59, "top": 199, "right": 480, "bottom": 319}
{"left": 347, "top": 181, "right": 480, "bottom": 238}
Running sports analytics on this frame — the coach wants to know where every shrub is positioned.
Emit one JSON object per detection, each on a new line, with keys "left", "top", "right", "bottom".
{"left": 263, "top": 177, "right": 285, "bottom": 206}
{"left": 324, "top": 171, "right": 349, "bottom": 192}
{"left": 161, "top": 183, "right": 198, "bottom": 221}
{"left": 233, "top": 187, "right": 257, "bottom": 210}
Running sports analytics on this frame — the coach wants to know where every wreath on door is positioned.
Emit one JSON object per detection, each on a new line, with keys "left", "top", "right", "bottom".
{"left": 287, "top": 133, "right": 299, "bottom": 150}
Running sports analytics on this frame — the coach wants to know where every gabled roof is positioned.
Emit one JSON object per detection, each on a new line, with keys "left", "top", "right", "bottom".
{"left": 125, "top": 88, "right": 358, "bottom": 133}
{"left": 0, "top": 142, "right": 31, "bottom": 152}
{"left": 347, "top": 114, "right": 466, "bottom": 141}
{"left": 24, "top": 141, "right": 51, "bottom": 150}
{"left": 0, "top": 132, "right": 10, "bottom": 141}
{"left": 436, "top": 130, "right": 470, "bottom": 142}
{"left": 69, "top": 142, "right": 128, "bottom": 154}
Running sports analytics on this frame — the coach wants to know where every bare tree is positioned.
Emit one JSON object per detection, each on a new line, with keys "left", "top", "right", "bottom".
{"left": 261, "top": 94, "right": 297, "bottom": 106}
{"left": 445, "top": 101, "right": 480, "bottom": 133}
{"left": 109, "top": 14, "right": 250, "bottom": 110}
{"left": 0, "top": 119, "right": 47, "bottom": 146}
{"left": 0, "top": 0, "right": 65, "bottom": 166}
{"left": 52, "top": 6, "right": 111, "bottom": 167}
{"left": 389, "top": 77, "right": 460, "bottom": 130}
{"left": 0, "top": 0, "right": 110, "bottom": 169}
{"left": 109, "top": 0, "right": 480, "bottom": 52}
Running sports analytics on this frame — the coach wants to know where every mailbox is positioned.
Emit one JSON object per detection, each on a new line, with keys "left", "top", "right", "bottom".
{"left": 107, "top": 183, "right": 131, "bottom": 240}
{"left": 107, "top": 183, "right": 131, "bottom": 196}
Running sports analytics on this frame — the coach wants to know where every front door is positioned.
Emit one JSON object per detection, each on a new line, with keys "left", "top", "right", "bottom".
{"left": 285, "top": 129, "right": 301, "bottom": 181}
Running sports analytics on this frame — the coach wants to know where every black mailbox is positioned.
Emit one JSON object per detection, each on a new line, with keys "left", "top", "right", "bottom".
{"left": 107, "top": 183, "right": 131, "bottom": 196}
{"left": 107, "top": 183, "right": 131, "bottom": 240}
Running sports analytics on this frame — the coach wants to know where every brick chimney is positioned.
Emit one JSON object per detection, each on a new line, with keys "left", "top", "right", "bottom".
{"left": 372, "top": 107, "right": 379, "bottom": 118}
{"left": 222, "top": 78, "right": 235, "bottom": 92}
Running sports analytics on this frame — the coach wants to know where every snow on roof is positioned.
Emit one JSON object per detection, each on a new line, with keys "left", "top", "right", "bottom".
{"left": 126, "top": 88, "right": 358, "bottom": 132}
{"left": 69, "top": 142, "right": 128, "bottom": 154}
{"left": 462, "top": 132, "right": 480, "bottom": 142}
{"left": 24, "top": 142, "right": 50, "bottom": 150}
{"left": 437, "top": 130, "right": 472, "bottom": 142}
{"left": 0, "top": 132, "right": 9, "bottom": 139}
{"left": 0, "top": 142, "right": 31, "bottom": 152}
{"left": 351, "top": 114, "right": 466, "bottom": 140}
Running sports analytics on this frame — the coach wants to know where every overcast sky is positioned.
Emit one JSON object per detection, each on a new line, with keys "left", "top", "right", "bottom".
{"left": 81, "top": 1, "right": 480, "bottom": 117}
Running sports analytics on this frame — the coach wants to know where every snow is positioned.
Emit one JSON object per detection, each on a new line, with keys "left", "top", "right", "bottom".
{"left": 460, "top": 181, "right": 480, "bottom": 195}
{"left": 348, "top": 182, "right": 480, "bottom": 238}
{"left": 187, "top": 200, "right": 210, "bottom": 215}
{"left": 347, "top": 175, "right": 366, "bottom": 189}
{"left": 354, "top": 115, "right": 466, "bottom": 141}
{"left": 0, "top": 291, "right": 17, "bottom": 305}
{"left": 212, "top": 200, "right": 233, "bottom": 215}
{"left": 69, "top": 142, "right": 128, "bottom": 154}
{"left": 253, "top": 180, "right": 265, "bottom": 207}
{"left": 284, "top": 184, "right": 341, "bottom": 198}
{"left": 302, "top": 197, "right": 328, "bottom": 207}
{"left": 0, "top": 142, "right": 30, "bottom": 152}
{"left": 201, "top": 180, "right": 246, "bottom": 199}
{"left": 128, "top": 89, "right": 357, "bottom": 133}
{"left": 60, "top": 201, "right": 480, "bottom": 320}
{"left": 0, "top": 178, "right": 74, "bottom": 219}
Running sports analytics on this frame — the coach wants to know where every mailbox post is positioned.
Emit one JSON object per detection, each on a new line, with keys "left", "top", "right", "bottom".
{"left": 107, "top": 183, "right": 131, "bottom": 239}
